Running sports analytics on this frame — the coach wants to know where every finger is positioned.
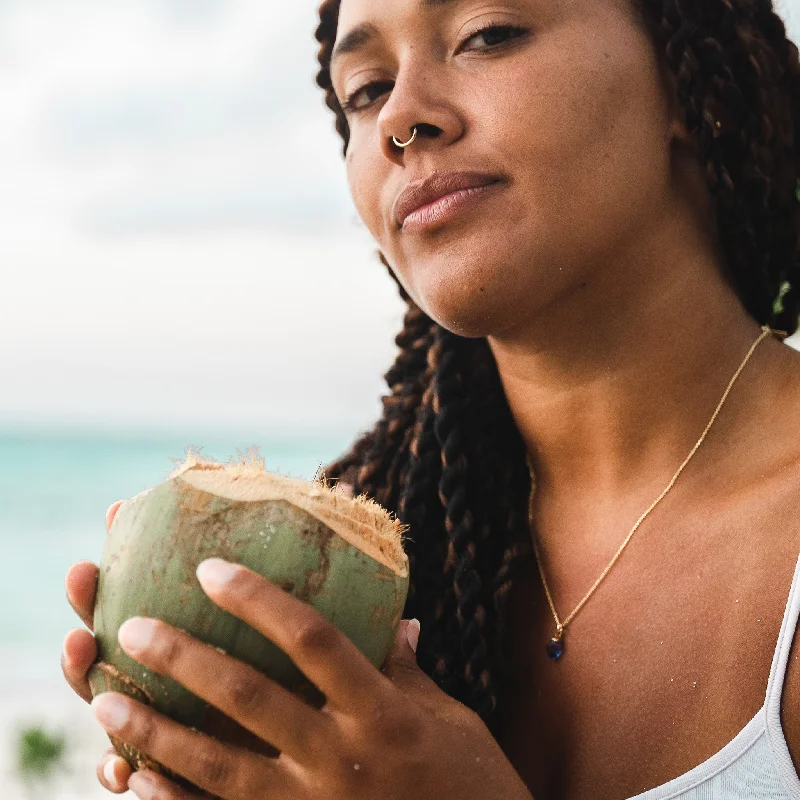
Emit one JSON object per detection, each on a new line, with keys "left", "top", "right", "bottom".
{"left": 91, "top": 693, "right": 299, "bottom": 800}
{"left": 128, "top": 769, "right": 204, "bottom": 800}
{"left": 335, "top": 481, "right": 354, "bottom": 498}
{"left": 96, "top": 747, "right": 132, "bottom": 794}
{"left": 196, "top": 559, "right": 393, "bottom": 715}
{"left": 117, "top": 617, "right": 335, "bottom": 763}
{"left": 65, "top": 561, "right": 99, "bottom": 631}
{"left": 106, "top": 500, "right": 124, "bottom": 533}
{"left": 61, "top": 628, "right": 97, "bottom": 704}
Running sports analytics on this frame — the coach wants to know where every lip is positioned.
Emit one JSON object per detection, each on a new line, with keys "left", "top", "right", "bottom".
{"left": 394, "top": 171, "right": 503, "bottom": 231}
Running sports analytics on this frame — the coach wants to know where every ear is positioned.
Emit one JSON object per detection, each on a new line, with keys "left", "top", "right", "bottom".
{"left": 654, "top": 50, "right": 695, "bottom": 148}
{"left": 664, "top": 73, "right": 694, "bottom": 146}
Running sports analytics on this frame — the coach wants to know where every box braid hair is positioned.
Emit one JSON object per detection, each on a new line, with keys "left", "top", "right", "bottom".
{"left": 313, "top": 0, "right": 800, "bottom": 741}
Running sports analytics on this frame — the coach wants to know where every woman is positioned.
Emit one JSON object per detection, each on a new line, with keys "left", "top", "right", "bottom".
{"left": 61, "top": 0, "right": 800, "bottom": 797}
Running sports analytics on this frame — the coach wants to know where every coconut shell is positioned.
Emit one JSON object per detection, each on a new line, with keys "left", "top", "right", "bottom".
{"left": 88, "top": 448, "right": 410, "bottom": 796}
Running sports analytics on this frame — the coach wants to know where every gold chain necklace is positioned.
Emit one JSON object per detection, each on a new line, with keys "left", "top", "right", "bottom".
{"left": 526, "top": 324, "right": 779, "bottom": 661}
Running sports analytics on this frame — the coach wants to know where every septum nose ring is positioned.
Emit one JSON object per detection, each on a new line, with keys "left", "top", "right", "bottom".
{"left": 392, "top": 127, "right": 418, "bottom": 148}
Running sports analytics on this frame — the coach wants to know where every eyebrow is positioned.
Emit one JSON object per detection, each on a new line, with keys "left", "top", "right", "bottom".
{"left": 330, "top": 0, "right": 461, "bottom": 68}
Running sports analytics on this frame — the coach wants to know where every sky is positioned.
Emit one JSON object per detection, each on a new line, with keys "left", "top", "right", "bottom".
{"left": 0, "top": 0, "right": 408, "bottom": 437}
{"left": 1, "top": 0, "right": 799, "bottom": 437}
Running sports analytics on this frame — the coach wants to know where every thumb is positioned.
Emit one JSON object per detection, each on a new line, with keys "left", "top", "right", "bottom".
{"left": 406, "top": 618, "right": 421, "bottom": 656}
{"left": 381, "top": 620, "right": 455, "bottom": 715}
{"left": 381, "top": 619, "right": 421, "bottom": 673}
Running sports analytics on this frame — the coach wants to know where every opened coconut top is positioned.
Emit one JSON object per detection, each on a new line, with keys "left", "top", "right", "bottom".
{"left": 158, "top": 448, "right": 409, "bottom": 578}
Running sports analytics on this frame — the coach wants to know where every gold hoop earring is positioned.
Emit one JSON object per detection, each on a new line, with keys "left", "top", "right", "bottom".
{"left": 392, "top": 127, "right": 417, "bottom": 148}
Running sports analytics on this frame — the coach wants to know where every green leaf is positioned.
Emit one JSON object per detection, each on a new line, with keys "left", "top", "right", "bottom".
{"left": 774, "top": 281, "right": 791, "bottom": 317}
{"left": 15, "top": 724, "right": 68, "bottom": 783}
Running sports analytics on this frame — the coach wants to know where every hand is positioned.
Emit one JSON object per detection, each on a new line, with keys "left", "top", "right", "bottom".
{"left": 62, "top": 481, "right": 359, "bottom": 795}
{"left": 62, "top": 499, "right": 134, "bottom": 793}
{"left": 90, "top": 560, "right": 533, "bottom": 800}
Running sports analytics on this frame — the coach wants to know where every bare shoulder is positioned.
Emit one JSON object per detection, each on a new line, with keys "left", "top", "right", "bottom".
{"left": 745, "top": 337, "right": 800, "bottom": 469}
{"left": 734, "top": 337, "right": 800, "bottom": 770}
{"left": 767, "top": 339, "right": 800, "bottom": 773}
{"left": 784, "top": 626, "right": 800, "bottom": 778}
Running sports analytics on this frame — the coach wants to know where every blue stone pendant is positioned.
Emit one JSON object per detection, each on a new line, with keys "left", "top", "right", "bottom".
{"left": 546, "top": 626, "right": 565, "bottom": 660}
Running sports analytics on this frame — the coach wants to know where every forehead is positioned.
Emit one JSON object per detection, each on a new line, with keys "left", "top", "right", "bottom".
{"left": 335, "top": 0, "right": 637, "bottom": 36}
{"left": 337, "top": 0, "right": 456, "bottom": 26}
{"left": 330, "top": 0, "right": 645, "bottom": 79}
{"left": 333, "top": 0, "right": 525, "bottom": 69}
{"left": 335, "top": 0, "right": 493, "bottom": 42}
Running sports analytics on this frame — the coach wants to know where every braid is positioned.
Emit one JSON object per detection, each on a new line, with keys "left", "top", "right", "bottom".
{"left": 320, "top": 255, "right": 431, "bottom": 494}
{"left": 315, "top": 0, "right": 800, "bottom": 743}
{"left": 635, "top": 0, "right": 800, "bottom": 331}
{"left": 352, "top": 265, "right": 434, "bottom": 508}
{"left": 397, "top": 366, "right": 446, "bottom": 676}
{"left": 466, "top": 340, "right": 534, "bottom": 699}
{"left": 314, "top": 0, "right": 349, "bottom": 156}
{"left": 430, "top": 328, "right": 495, "bottom": 713}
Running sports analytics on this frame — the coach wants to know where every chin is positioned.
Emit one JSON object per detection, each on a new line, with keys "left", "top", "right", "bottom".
{"left": 406, "top": 267, "right": 521, "bottom": 340}
{"left": 406, "top": 249, "right": 579, "bottom": 341}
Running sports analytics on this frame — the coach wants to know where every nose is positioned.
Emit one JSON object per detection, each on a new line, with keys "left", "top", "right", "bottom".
{"left": 377, "top": 61, "right": 464, "bottom": 161}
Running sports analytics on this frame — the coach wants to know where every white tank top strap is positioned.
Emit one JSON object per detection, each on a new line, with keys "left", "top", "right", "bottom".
{"left": 764, "top": 550, "right": 800, "bottom": 797}
{"left": 626, "top": 552, "right": 800, "bottom": 800}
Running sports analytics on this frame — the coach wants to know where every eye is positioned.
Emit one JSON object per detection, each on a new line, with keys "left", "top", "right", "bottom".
{"left": 339, "top": 24, "right": 529, "bottom": 115}
{"left": 341, "top": 80, "right": 394, "bottom": 114}
{"left": 457, "top": 23, "right": 529, "bottom": 54}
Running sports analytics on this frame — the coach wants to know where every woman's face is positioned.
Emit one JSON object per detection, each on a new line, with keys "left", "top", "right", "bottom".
{"left": 329, "top": 0, "right": 686, "bottom": 337}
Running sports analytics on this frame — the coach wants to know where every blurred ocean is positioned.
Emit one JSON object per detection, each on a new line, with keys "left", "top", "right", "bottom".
{"left": 0, "top": 426, "right": 357, "bottom": 798}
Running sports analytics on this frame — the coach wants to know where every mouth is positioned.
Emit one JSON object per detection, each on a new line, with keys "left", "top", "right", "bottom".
{"left": 394, "top": 171, "right": 504, "bottom": 231}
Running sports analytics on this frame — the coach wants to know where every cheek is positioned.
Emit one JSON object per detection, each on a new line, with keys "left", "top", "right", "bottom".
{"left": 344, "top": 135, "right": 423, "bottom": 310}
{"left": 338, "top": 17, "right": 670, "bottom": 336}
{"left": 345, "top": 135, "right": 389, "bottom": 240}
{"left": 476, "top": 22, "right": 669, "bottom": 253}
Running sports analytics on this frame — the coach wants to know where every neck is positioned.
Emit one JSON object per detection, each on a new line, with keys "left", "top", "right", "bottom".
{"left": 487, "top": 225, "right": 772, "bottom": 506}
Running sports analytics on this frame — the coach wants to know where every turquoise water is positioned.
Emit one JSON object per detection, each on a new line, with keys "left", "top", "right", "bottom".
{"left": 0, "top": 427, "right": 357, "bottom": 676}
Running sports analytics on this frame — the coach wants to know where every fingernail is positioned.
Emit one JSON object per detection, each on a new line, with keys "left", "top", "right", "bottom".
{"left": 103, "top": 758, "right": 119, "bottom": 789}
{"left": 407, "top": 618, "right": 420, "bottom": 653}
{"left": 128, "top": 771, "right": 155, "bottom": 800}
{"left": 118, "top": 618, "right": 155, "bottom": 654}
{"left": 92, "top": 694, "right": 129, "bottom": 731}
{"left": 61, "top": 633, "right": 72, "bottom": 669}
{"left": 105, "top": 502, "right": 122, "bottom": 529}
{"left": 196, "top": 558, "right": 238, "bottom": 590}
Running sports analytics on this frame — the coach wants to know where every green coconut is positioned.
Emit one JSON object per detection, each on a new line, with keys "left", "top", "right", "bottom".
{"left": 88, "top": 448, "right": 410, "bottom": 796}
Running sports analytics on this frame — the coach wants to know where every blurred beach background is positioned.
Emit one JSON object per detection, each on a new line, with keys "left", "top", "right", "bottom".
{"left": 0, "top": 0, "right": 408, "bottom": 796}
{"left": 2, "top": 1, "right": 800, "bottom": 797}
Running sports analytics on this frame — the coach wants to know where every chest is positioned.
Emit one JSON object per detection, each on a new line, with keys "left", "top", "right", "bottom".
{"left": 494, "top": 520, "right": 800, "bottom": 800}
